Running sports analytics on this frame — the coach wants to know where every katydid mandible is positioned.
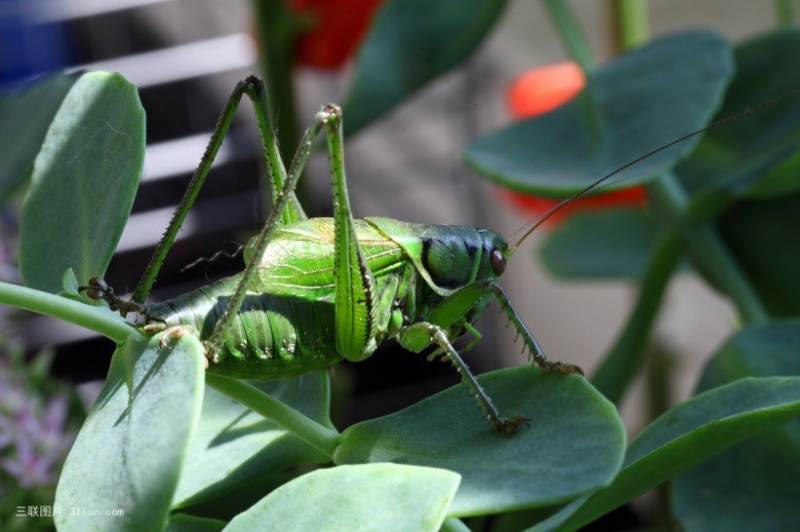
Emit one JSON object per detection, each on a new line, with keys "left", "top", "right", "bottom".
{"left": 84, "top": 75, "right": 583, "bottom": 433}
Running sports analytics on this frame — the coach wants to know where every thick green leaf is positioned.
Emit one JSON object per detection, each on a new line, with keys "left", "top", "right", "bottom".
{"left": 747, "top": 149, "right": 800, "bottom": 198}
{"left": 527, "top": 376, "right": 800, "bottom": 532}
{"left": 0, "top": 73, "right": 78, "bottom": 203}
{"left": 333, "top": 366, "right": 625, "bottom": 517}
{"left": 173, "top": 372, "right": 333, "bottom": 508}
{"left": 223, "top": 464, "right": 460, "bottom": 532}
{"left": 464, "top": 31, "right": 732, "bottom": 196}
{"left": 676, "top": 30, "right": 800, "bottom": 199}
{"left": 343, "top": 0, "right": 505, "bottom": 135}
{"left": 165, "top": 514, "right": 226, "bottom": 532}
{"left": 19, "top": 71, "right": 144, "bottom": 293}
{"left": 672, "top": 322, "right": 800, "bottom": 532}
{"left": 717, "top": 192, "right": 800, "bottom": 316}
{"left": 54, "top": 332, "right": 205, "bottom": 532}
{"left": 540, "top": 208, "right": 666, "bottom": 279}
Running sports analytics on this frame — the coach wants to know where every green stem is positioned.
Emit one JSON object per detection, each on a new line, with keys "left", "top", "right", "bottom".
{"left": 775, "top": 0, "right": 795, "bottom": 25}
{"left": 648, "top": 172, "right": 771, "bottom": 324}
{"left": 0, "top": 282, "right": 138, "bottom": 344}
{"left": 205, "top": 374, "right": 341, "bottom": 458}
{"left": 591, "top": 228, "right": 683, "bottom": 404}
{"left": 645, "top": 342, "right": 674, "bottom": 523}
{"left": 542, "top": 0, "right": 596, "bottom": 72}
{"left": 612, "top": 0, "right": 650, "bottom": 51}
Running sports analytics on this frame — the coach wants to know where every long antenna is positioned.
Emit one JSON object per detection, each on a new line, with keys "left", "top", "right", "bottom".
{"left": 508, "top": 86, "right": 800, "bottom": 254}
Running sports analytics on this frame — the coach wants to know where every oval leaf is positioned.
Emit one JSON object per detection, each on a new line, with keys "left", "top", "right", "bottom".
{"left": 676, "top": 29, "right": 800, "bottom": 199}
{"left": 173, "top": 372, "right": 333, "bottom": 509}
{"left": 672, "top": 322, "right": 800, "bottom": 532}
{"left": 223, "top": 464, "right": 460, "bottom": 532}
{"left": 54, "top": 332, "right": 205, "bottom": 532}
{"left": 20, "top": 71, "right": 144, "bottom": 293}
{"left": 541, "top": 208, "right": 665, "bottom": 279}
{"left": 528, "top": 376, "right": 800, "bottom": 531}
{"left": 0, "top": 73, "right": 78, "bottom": 203}
{"left": 464, "top": 31, "right": 733, "bottom": 196}
{"left": 343, "top": 0, "right": 506, "bottom": 135}
{"left": 333, "top": 366, "right": 625, "bottom": 517}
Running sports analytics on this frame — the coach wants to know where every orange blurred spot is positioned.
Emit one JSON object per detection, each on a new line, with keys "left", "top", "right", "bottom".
{"left": 506, "top": 62, "right": 585, "bottom": 119}
{"left": 499, "top": 186, "right": 647, "bottom": 226}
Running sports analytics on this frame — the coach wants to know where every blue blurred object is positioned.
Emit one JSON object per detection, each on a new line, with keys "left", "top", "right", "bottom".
{"left": 0, "top": 0, "right": 73, "bottom": 90}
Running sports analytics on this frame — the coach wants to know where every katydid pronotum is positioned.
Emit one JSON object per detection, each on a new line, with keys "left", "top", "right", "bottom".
{"left": 81, "top": 75, "right": 789, "bottom": 433}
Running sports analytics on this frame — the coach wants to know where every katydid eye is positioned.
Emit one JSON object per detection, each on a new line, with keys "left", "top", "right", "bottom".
{"left": 490, "top": 249, "right": 506, "bottom": 275}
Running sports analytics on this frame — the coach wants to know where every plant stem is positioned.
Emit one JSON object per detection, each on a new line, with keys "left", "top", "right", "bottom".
{"left": 775, "top": 0, "right": 795, "bottom": 25}
{"left": 648, "top": 172, "right": 771, "bottom": 324}
{"left": 542, "top": 0, "right": 596, "bottom": 73}
{"left": 205, "top": 374, "right": 341, "bottom": 458}
{"left": 251, "top": 0, "right": 301, "bottom": 167}
{"left": 0, "top": 282, "right": 138, "bottom": 344}
{"left": 612, "top": 0, "right": 650, "bottom": 51}
{"left": 591, "top": 228, "right": 683, "bottom": 404}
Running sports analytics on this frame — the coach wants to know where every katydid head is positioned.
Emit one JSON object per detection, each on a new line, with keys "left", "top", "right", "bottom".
{"left": 478, "top": 228, "right": 510, "bottom": 279}
{"left": 416, "top": 226, "right": 509, "bottom": 288}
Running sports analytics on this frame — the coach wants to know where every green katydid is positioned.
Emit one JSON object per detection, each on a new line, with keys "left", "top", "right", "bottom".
{"left": 82, "top": 75, "right": 582, "bottom": 433}
{"left": 80, "top": 75, "right": 800, "bottom": 433}
{"left": 80, "top": 75, "right": 799, "bottom": 433}
{"left": 85, "top": 76, "right": 585, "bottom": 433}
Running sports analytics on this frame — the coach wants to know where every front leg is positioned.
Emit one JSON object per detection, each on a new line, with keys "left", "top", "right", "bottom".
{"left": 486, "top": 281, "right": 583, "bottom": 375}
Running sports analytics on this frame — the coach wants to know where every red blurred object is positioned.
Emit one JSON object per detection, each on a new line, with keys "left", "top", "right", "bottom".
{"left": 502, "top": 61, "right": 647, "bottom": 224}
{"left": 506, "top": 62, "right": 585, "bottom": 119}
{"left": 499, "top": 186, "right": 647, "bottom": 225}
{"left": 289, "top": 0, "right": 383, "bottom": 68}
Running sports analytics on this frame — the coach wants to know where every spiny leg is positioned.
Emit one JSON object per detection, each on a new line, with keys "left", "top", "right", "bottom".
{"left": 426, "top": 320, "right": 481, "bottom": 363}
{"left": 131, "top": 76, "right": 305, "bottom": 306}
{"left": 487, "top": 281, "right": 584, "bottom": 375}
{"left": 323, "top": 106, "right": 378, "bottom": 361}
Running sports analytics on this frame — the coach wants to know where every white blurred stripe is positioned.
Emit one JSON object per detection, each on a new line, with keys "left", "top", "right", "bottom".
{"left": 70, "top": 33, "right": 257, "bottom": 88}
{"left": 143, "top": 129, "right": 254, "bottom": 183}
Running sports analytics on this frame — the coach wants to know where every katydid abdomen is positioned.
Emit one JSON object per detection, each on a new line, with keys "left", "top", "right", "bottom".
{"left": 147, "top": 273, "right": 343, "bottom": 379}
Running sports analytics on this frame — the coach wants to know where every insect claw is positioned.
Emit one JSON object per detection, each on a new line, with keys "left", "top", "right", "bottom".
{"left": 492, "top": 414, "right": 531, "bottom": 434}
{"left": 542, "top": 361, "right": 585, "bottom": 376}
{"left": 201, "top": 340, "right": 221, "bottom": 365}
{"left": 158, "top": 325, "right": 194, "bottom": 348}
